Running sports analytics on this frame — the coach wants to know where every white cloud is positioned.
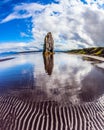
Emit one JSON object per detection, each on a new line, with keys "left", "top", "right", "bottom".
{"left": 1, "top": 0, "right": 104, "bottom": 51}
{"left": 0, "top": 42, "right": 41, "bottom": 55}
{"left": 0, "top": 12, "right": 31, "bottom": 23}
{"left": 20, "top": 32, "right": 29, "bottom": 37}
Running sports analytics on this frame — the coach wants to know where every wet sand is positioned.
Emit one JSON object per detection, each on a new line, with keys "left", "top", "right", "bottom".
{"left": 82, "top": 54, "right": 104, "bottom": 62}
{"left": 0, "top": 90, "right": 104, "bottom": 130}
{"left": 0, "top": 57, "right": 15, "bottom": 62}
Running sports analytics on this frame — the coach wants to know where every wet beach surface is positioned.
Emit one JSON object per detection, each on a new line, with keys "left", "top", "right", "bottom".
{"left": 0, "top": 52, "right": 104, "bottom": 130}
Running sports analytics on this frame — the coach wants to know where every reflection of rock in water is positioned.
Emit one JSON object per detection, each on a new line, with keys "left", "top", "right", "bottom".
{"left": 43, "top": 54, "right": 54, "bottom": 75}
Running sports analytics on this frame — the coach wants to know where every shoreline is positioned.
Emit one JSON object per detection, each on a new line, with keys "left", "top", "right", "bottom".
{"left": 67, "top": 53, "right": 104, "bottom": 61}
{"left": 0, "top": 57, "right": 15, "bottom": 62}
{"left": 81, "top": 54, "right": 104, "bottom": 69}
{"left": 67, "top": 53, "right": 104, "bottom": 69}
{"left": 81, "top": 54, "right": 104, "bottom": 62}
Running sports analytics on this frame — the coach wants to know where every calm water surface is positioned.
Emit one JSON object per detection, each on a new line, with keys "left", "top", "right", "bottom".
{"left": 0, "top": 52, "right": 104, "bottom": 104}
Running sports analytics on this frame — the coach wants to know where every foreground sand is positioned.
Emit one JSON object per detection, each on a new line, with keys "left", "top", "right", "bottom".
{"left": 0, "top": 90, "right": 104, "bottom": 130}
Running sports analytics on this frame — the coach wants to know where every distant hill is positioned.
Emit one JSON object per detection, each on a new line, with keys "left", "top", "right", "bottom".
{"left": 0, "top": 50, "right": 42, "bottom": 57}
{"left": 68, "top": 47, "right": 104, "bottom": 57}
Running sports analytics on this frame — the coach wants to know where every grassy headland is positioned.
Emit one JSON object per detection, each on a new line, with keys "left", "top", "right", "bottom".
{"left": 67, "top": 47, "right": 104, "bottom": 57}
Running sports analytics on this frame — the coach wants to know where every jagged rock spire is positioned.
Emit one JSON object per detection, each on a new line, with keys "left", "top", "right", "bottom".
{"left": 43, "top": 32, "right": 54, "bottom": 53}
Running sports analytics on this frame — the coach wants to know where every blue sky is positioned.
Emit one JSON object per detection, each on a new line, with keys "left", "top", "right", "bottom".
{"left": 0, "top": 0, "right": 104, "bottom": 53}
{"left": 0, "top": 0, "right": 56, "bottom": 43}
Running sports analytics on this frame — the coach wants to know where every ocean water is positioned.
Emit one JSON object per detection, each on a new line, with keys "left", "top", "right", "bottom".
{"left": 0, "top": 52, "right": 104, "bottom": 104}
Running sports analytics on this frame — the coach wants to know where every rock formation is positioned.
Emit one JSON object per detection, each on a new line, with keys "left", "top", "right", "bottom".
{"left": 43, "top": 32, "right": 54, "bottom": 54}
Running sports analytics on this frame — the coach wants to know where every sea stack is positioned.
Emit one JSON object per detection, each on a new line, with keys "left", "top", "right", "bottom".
{"left": 43, "top": 32, "right": 54, "bottom": 54}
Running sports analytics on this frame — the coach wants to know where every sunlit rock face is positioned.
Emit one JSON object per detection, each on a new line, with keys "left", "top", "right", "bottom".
{"left": 43, "top": 32, "right": 54, "bottom": 53}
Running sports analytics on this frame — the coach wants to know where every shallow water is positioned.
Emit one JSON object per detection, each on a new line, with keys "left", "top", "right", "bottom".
{"left": 0, "top": 52, "right": 104, "bottom": 104}
{"left": 0, "top": 52, "right": 104, "bottom": 130}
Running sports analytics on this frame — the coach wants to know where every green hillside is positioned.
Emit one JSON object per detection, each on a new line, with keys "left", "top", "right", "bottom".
{"left": 68, "top": 47, "right": 104, "bottom": 57}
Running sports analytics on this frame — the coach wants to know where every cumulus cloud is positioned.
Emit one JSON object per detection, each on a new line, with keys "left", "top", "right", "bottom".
{"left": 0, "top": 42, "right": 41, "bottom": 55}
{"left": 1, "top": 0, "right": 104, "bottom": 51}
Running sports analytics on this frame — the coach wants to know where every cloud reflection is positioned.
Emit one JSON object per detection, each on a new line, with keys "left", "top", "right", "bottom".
{"left": 0, "top": 53, "right": 104, "bottom": 105}
{"left": 35, "top": 53, "right": 93, "bottom": 104}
